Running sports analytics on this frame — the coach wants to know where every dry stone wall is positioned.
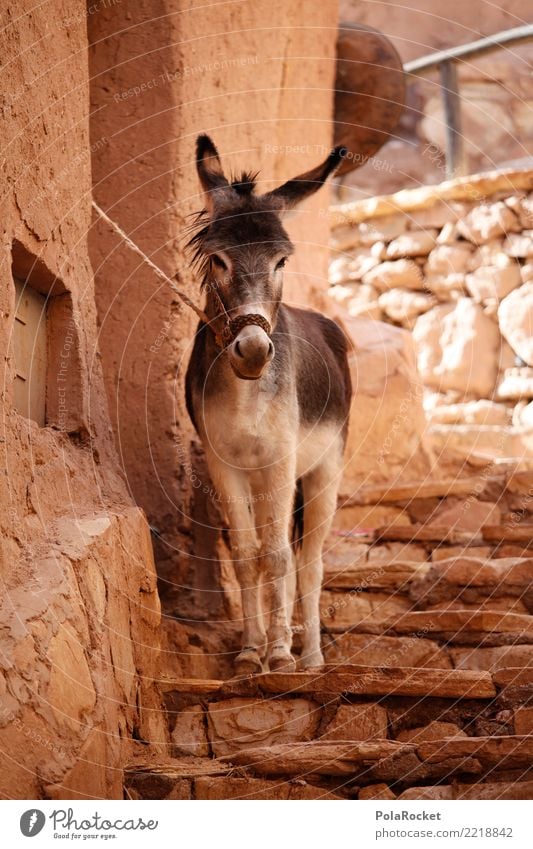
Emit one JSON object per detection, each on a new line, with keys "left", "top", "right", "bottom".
{"left": 330, "top": 169, "right": 533, "bottom": 466}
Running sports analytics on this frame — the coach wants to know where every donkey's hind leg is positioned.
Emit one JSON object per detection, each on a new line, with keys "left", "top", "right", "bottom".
{"left": 298, "top": 455, "right": 343, "bottom": 669}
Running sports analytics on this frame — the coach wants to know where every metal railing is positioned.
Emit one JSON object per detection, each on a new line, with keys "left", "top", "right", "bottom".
{"left": 404, "top": 25, "right": 533, "bottom": 179}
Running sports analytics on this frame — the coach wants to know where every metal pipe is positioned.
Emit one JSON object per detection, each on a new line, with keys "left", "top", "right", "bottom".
{"left": 404, "top": 24, "right": 533, "bottom": 75}
{"left": 440, "top": 60, "right": 467, "bottom": 179}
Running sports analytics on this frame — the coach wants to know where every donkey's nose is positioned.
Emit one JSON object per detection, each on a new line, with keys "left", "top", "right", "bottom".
{"left": 229, "top": 325, "right": 274, "bottom": 379}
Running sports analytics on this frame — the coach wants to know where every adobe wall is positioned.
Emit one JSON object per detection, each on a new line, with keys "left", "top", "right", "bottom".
{"left": 0, "top": 0, "right": 165, "bottom": 798}
{"left": 88, "top": 0, "right": 339, "bottom": 616}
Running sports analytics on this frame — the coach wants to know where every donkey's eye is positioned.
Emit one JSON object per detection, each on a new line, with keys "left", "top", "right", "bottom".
{"left": 275, "top": 257, "right": 287, "bottom": 271}
{"left": 211, "top": 254, "right": 228, "bottom": 271}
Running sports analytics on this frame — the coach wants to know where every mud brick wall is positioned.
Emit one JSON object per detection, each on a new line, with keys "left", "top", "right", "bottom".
{"left": 88, "top": 0, "right": 339, "bottom": 617}
{"left": 0, "top": 0, "right": 164, "bottom": 798}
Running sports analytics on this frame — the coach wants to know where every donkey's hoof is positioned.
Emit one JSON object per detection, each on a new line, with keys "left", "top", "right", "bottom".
{"left": 298, "top": 650, "right": 325, "bottom": 670}
{"left": 268, "top": 648, "right": 296, "bottom": 673}
{"left": 234, "top": 648, "right": 263, "bottom": 677}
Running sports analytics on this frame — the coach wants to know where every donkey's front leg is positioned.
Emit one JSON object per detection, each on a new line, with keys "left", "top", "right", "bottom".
{"left": 260, "top": 463, "right": 297, "bottom": 672}
{"left": 207, "top": 458, "right": 266, "bottom": 675}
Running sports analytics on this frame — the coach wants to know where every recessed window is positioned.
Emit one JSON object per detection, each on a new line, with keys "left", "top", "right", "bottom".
{"left": 13, "top": 278, "right": 48, "bottom": 426}
{"left": 11, "top": 240, "right": 83, "bottom": 433}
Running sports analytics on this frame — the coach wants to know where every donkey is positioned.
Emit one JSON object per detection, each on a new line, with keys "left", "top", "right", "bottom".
{"left": 185, "top": 135, "right": 352, "bottom": 674}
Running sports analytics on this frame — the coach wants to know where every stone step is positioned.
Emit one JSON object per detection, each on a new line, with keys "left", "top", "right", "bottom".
{"left": 158, "top": 672, "right": 531, "bottom": 763}
{"left": 407, "top": 556, "right": 533, "bottom": 608}
{"left": 397, "top": 780, "right": 533, "bottom": 800}
{"left": 323, "top": 632, "right": 453, "bottom": 669}
{"left": 367, "top": 523, "right": 533, "bottom": 548}
{"left": 341, "top": 478, "right": 484, "bottom": 507}
{"left": 374, "top": 525, "right": 482, "bottom": 544}
{"left": 126, "top": 738, "right": 533, "bottom": 798}
{"left": 160, "top": 665, "right": 496, "bottom": 700}
{"left": 220, "top": 735, "right": 533, "bottom": 785}
{"left": 125, "top": 761, "right": 343, "bottom": 800}
{"left": 483, "top": 525, "right": 533, "bottom": 544}
{"left": 323, "top": 559, "right": 428, "bottom": 590}
{"left": 323, "top": 555, "right": 533, "bottom": 602}
{"left": 325, "top": 608, "right": 533, "bottom": 645}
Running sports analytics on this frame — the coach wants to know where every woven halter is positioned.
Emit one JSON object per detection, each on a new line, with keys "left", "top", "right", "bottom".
{"left": 209, "top": 281, "right": 272, "bottom": 350}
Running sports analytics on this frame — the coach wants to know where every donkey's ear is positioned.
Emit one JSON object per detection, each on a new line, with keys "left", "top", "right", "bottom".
{"left": 265, "top": 146, "right": 347, "bottom": 210}
{"left": 196, "top": 134, "right": 231, "bottom": 213}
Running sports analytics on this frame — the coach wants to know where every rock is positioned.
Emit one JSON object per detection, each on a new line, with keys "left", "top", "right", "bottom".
{"left": 498, "top": 283, "right": 533, "bottom": 365}
{"left": 430, "top": 500, "right": 501, "bottom": 533}
{"left": 362, "top": 259, "right": 424, "bottom": 291}
{"left": 457, "top": 202, "right": 520, "bottom": 244}
{"left": 427, "top": 423, "right": 523, "bottom": 461}
{"left": 386, "top": 230, "right": 438, "bottom": 259}
{"left": 171, "top": 705, "right": 209, "bottom": 757}
{"left": 346, "top": 299, "right": 382, "bottom": 320}
{"left": 497, "top": 368, "right": 533, "bottom": 400}
{"left": 465, "top": 264, "right": 521, "bottom": 302}
{"left": 437, "top": 221, "right": 460, "bottom": 245}
{"left": 346, "top": 248, "right": 382, "bottom": 280}
{"left": 425, "top": 244, "right": 473, "bottom": 276}
{"left": 506, "top": 470, "right": 533, "bottom": 495}
{"left": 334, "top": 313, "right": 433, "bottom": 491}
{"left": 254, "top": 665, "right": 495, "bottom": 699}
{"left": 399, "top": 781, "right": 533, "bottom": 800}
{"left": 503, "top": 231, "right": 533, "bottom": 259}
{"left": 359, "top": 783, "right": 396, "bottom": 800}
{"left": 367, "top": 542, "right": 427, "bottom": 563}
{"left": 514, "top": 708, "right": 533, "bottom": 735}
{"left": 398, "top": 786, "right": 454, "bottom": 800}
{"left": 468, "top": 239, "right": 511, "bottom": 271}
{"left": 330, "top": 224, "right": 361, "bottom": 253}
{"left": 358, "top": 214, "right": 407, "bottom": 243}
{"left": 417, "top": 736, "right": 533, "bottom": 770}
{"left": 220, "top": 740, "right": 416, "bottom": 778}
{"left": 407, "top": 201, "right": 468, "bottom": 230}
{"left": 413, "top": 299, "right": 500, "bottom": 397}
{"left": 333, "top": 504, "right": 410, "bottom": 530}
{"left": 516, "top": 194, "right": 533, "bottom": 229}
{"left": 321, "top": 589, "right": 411, "bottom": 630}
{"left": 409, "top": 556, "right": 531, "bottom": 605}
{"left": 323, "top": 633, "right": 452, "bottom": 669}
{"left": 425, "top": 400, "right": 509, "bottom": 426}
{"left": 451, "top": 645, "right": 533, "bottom": 672}
{"left": 378, "top": 289, "right": 436, "bottom": 322}
{"left": 522, "top": 263, "right": 533, "bottom": 284}
{"left": 397, "top": 721, "right": 467, "bottom": 743}
{"left": 329, "top": 283, "right": 357, "bottom": 305}
{"left": 321, "top": 703, "right": 388, "bottom": 742}
{"left": 329, "top": 256, "right": 350, "bottom": 284}
{"left": 46, "top": 629, "right": 97, "bottom": 734}
{"left": 431, "top": 546, "right": 492, "bottom": 561}
{"left": 424, "top": 273, "right": 466, "bottom": 299}
{"left": 194, "top": 776, "right": 342, "bottom": 800}
{"left": 207, "top": 698, "right": 319, "bottom": 757}
{"left": 389, "top": 610, "right": 533, "bottom": 643}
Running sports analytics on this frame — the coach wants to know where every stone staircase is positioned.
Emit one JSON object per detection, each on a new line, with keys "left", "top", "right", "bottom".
{"left": 125, "top": 471, "right": 533, "bottom": 800}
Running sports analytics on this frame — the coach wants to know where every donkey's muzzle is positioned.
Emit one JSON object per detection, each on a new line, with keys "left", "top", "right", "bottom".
{"left": 229, "top": 325, "right": 274, "bottom": 379}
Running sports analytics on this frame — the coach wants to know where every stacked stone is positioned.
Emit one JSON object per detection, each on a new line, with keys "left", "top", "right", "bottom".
{"left": 125, "top": 472, "right": 533, "bottom": 801}
{"left": 329, "top": 172, "right": 533, "bottom": 461}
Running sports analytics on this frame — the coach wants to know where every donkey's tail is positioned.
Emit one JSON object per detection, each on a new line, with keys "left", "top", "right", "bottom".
{"left": 291, "top": 477, "right": 304, "bottom": 551}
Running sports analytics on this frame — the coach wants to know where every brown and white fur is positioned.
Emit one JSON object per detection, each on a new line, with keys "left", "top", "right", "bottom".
{"left": 185, "top": 135, "right": 352, "bottom": 674}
